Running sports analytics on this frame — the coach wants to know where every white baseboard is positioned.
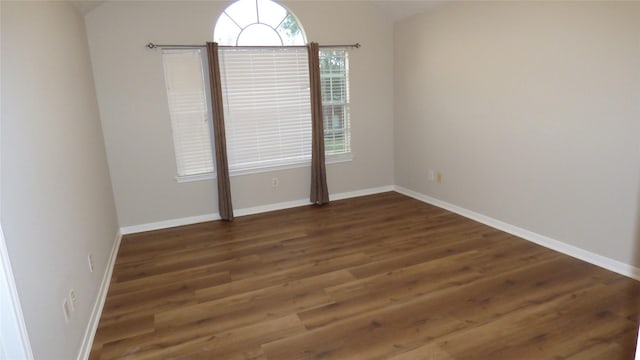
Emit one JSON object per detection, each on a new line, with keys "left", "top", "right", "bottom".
{"left": 394, "top": 186, "right": 640, "bottom": 281}
{"left": 120, "top": 214, "right": 221, "bottom": 235}
{"left": 331, "top": 185, "right": 395, "bottom": 201}
{"left": 120, "top": 186, "right": 395, "bottom": 235}
{"left": 77, "top": 231, "right": 123, "bottom": 360}
{"left": 234, "top": 198, "right": 311, "bottom": 218}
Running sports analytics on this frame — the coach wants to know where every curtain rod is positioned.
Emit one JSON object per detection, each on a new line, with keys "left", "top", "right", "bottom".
{"left": 146, "top": 42, "right": 361, "bottom": 50}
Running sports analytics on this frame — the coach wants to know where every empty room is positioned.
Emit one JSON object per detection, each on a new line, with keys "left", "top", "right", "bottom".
{"left": 1, "top": 0, "right": 639, "bottom": 359}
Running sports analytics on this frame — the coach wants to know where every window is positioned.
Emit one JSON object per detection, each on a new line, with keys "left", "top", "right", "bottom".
{"left": 219, "top": 47, "right": 313, "bottom": 173}
{"left": 320, "top": 50, "right": 350, "bottom": 155}
{"left": 162, "top": 0, "right": 351, "bottom": 180}
{"left": 162, "top": 49, "right": 215, "bottom": 179}
{"left": 213, "top": 0, "right": 304, "bottom": 46}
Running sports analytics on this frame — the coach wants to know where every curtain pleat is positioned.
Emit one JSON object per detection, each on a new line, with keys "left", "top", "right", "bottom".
{"left": 206, "top": 42, "right": 234, "bottom": 221}
{"left": 308, "top": 42, "right": 330, "bottom": 205}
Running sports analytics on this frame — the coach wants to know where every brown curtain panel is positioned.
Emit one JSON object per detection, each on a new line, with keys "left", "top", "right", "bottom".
{"left": 308, "top": 42, "right": 330, "bottom": 205}
{"left": 206, "top": 42, "right": 234, "bottom": 221}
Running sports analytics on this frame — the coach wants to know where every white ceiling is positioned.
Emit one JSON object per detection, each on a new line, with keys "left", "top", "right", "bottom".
{"left": 70, "top": 0, "right": 446, "bottom": 21}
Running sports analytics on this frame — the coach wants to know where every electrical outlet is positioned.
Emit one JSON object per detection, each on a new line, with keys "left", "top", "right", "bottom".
{"left": 69, "top": 289, "right": 77, "bottom": 311}
{"left": 87, "top": 253, "right": 94, "bottom": 273}
{"left": 62, "top": 299, "right": 70, "bottom": 323}
{"left": 428, "top": 170, "right": 435, "bottom": 182}
{"left": 271, "top": 177, "right": 279, "bottom": 187}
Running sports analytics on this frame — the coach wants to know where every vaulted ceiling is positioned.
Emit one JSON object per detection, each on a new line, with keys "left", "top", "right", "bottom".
{"left": 70, "top": 0, "right": 446, "bottom": 22}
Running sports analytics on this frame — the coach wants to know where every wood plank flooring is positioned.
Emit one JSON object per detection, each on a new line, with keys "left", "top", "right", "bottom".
{"left": 89, "top": 192, "right": 640, "bottom": 359}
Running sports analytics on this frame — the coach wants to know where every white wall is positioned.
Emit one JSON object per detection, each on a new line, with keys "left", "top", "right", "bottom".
{"left": 0, "top": 224, "right": 33, "bottom": 360}
{"left": 1, "top": 1, "right": 119, "bottom": 359}
{"left": 394, "top": 1, "right": 640, "bottom": 267}
{"left": 85, "top": 0, "right": 395, "bottom": 228}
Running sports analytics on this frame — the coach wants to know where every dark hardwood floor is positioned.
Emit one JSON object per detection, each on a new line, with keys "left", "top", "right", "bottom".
{"left": 89, "top": 192, "right": 640, "bottom": 359}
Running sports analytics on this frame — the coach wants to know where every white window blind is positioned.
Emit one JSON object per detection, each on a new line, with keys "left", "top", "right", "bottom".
{"left": 319, "top": 50, "right": 350, "bottom": 155}
{"left": 219, "top": 48, "right": 312, "bottom": 173}
{"left": 162, "top": 49, "right": 215, "bottom": 177}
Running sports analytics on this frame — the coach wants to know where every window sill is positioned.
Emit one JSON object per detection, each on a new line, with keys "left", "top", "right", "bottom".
{"left": 175, "top": 153, "right": 354, "bottom": 183}
{"left": 175, "top": 172, "right": 217, "bottom": 183}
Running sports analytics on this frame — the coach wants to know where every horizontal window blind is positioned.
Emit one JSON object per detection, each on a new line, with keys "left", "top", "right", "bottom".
{"left": 162, "top": 49, "right": 215, "bottom": 177}
{"left": 219, "top": 47, "right": 312, "bottom": 172}
{"left": 319, "top": 50, "right": 350, "bottom": 155}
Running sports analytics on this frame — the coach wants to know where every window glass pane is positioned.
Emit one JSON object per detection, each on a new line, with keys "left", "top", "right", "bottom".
{"left": 276, "top": 13, "right": 304, "bottom": 45}
{"left": 214, "top": 13, "right": 241, "bottom": 46}
{"left": 257, "top": 0, "right": 287, "bottom": 28}
{"left": 224, "top": 0, "right": 257, "bottom": 28}
{"left": 237, "top": 23, "right": 283, "bottom": 46}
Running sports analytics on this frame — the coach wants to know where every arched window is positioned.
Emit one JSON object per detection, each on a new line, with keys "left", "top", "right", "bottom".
{"left": 214, "top": 0, "right": 305, "bottom": 46}
{"left": 211, "top": 0, "right": 351, "bottom": 174}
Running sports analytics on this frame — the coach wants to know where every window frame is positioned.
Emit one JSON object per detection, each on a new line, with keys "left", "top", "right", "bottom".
{"left": 161, "top": 48, "right": 217, "bottom": 182}
{"left": 320, "top": 49, "right": 351, "bottom": 157}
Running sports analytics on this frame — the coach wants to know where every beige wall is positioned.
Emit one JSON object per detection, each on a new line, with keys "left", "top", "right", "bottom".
{"left": 1, "top": 1, "right": 119, "bottom": 358}
{"left": 394, "top": 1, "right": 640, "bottom": 267}
{"left": 85, "top": 0, "right": 395, "bottom": 228}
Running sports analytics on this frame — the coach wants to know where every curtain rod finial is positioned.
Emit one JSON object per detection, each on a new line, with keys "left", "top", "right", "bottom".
{"left": 146, "top": 42, "right": 157, "bottom": 49}
{"left": 355, "top": 43, "right": 361, "bottom": 48}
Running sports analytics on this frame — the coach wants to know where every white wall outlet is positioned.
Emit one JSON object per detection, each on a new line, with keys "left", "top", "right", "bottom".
{"left": 428, "top": 170, "right": 435, "bottom": 182}
{"left": 62, "top": 299, "right": 70, "bottom": 323}
{"left": 69, "top": 289, "right": 77, "bottom": 311}
{"left": 271, "top": 177, "right": 279, "bottom": 187}
{"left": 87, "top": 253, "right": 94, "bottom": 273}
